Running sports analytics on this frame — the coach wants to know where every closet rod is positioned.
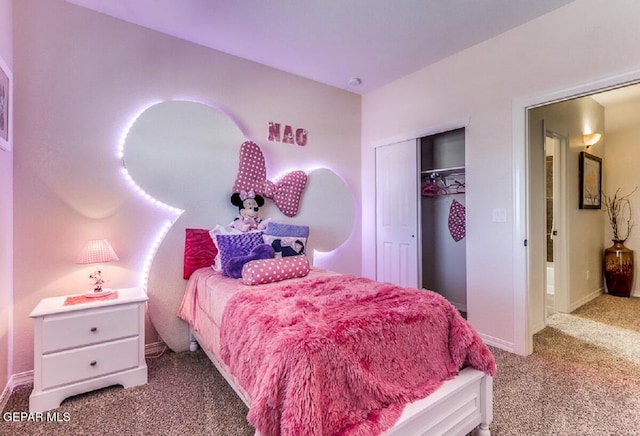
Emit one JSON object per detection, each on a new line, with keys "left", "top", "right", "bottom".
{"left": 421, "top": 165, "right": 465, "bottom": 175}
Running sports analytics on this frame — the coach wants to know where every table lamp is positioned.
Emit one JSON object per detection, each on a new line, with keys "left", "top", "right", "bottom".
{"left": 76, "top": 239, "right": 119, "bottom": 297}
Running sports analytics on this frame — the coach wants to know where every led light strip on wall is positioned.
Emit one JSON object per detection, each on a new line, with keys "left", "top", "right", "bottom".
{"left": 118, "top": 102, "right": 184, "bottom": 290}
{"left": 139, "top": 219, "right": 176, "bottom": 289}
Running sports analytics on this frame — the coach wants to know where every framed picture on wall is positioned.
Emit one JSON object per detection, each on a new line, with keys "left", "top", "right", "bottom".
{"left": 579, "top": 151, "right": 602, "bottom": 209}
{"left": 0, "top": 54, "right": 12, "bottom": 152}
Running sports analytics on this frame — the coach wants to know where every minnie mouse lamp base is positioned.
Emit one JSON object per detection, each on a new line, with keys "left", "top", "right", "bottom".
{"left": 85, "top": 269, "right": 114, "bottom": 297}
{"left": 76, "top": 239, "right": 119, "bottom": 297}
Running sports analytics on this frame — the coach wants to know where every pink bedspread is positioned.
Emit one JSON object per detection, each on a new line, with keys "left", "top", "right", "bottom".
{"left": 219, "top": 273, "right": 496, "bottom": 436}
{"left": 178, "top": 267, "right": 337, "bottom": 358}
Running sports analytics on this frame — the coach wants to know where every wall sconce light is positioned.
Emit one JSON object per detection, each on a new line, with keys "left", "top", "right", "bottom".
{"left": 76, "top": 239, "right": 119, "bottom": 297}
{"left": 584, "top": 133, "right": 602, "bottom": 149}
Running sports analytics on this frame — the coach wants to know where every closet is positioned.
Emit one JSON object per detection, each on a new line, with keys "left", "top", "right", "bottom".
{"left": 375, "top": 128, "right": 466, "bottom": 311}
{"left": 420, "top": 128, "right": 466, "bottom": 312}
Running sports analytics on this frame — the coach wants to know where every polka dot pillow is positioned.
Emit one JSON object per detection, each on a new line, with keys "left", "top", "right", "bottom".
{"left": 241, "top": 255, "right": 310, "bottom": 286}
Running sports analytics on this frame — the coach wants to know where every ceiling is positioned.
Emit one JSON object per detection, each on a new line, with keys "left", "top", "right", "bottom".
{"left": 66, "top": 0, "right": 575, "bottom": 94}
{"left": 591, "top": 83, "right": 640, "bottom": 107}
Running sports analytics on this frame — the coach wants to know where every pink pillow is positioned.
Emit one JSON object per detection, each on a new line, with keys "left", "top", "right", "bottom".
{"left": 183, "top": 229, "right": 218, "bottom": 279}
{"left": 241, "top": 255, "right": 310, "bottom": 285}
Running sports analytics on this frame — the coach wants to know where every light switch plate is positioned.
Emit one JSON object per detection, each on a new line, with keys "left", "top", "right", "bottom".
{"left": 492, "top": 208, "right": 507, "bottom": 223}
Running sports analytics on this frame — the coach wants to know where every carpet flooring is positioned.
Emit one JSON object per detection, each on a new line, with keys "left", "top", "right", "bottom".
{"left": 1, "top": 350, "right": 253, "bottom": 436}
{"left": 490, "top": 294, "right": 640, "bottom": 435}
{"left": 3, "top": 294, "right": 640, "bottom": 435}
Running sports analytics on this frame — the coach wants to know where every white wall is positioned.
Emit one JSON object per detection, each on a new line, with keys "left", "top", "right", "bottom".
{"left": 0, "top": 0, "right": 12, "bottom": 397}
{"left": 361, "top": 0, "right": 640, "bottom": 352}
{"left": 12, "top": 0, "right": 361, "bottom": 373}
{"left": 603, "top": 96, "right": 640, "bottom": 295}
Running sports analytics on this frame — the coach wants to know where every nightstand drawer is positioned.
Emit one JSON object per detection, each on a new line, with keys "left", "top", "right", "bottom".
{"left": 41, "top": 337, "right": 140, "bottom": 390}
{"left": 42, "top": 304, "right": 139, "bottom": 353}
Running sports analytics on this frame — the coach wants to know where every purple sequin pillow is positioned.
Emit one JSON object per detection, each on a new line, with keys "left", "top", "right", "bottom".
{"left": 215, "top": 232, "right": 264, "bottom": 276}
{"left": 224, "top": 244, "right": 275, "bottom": 279}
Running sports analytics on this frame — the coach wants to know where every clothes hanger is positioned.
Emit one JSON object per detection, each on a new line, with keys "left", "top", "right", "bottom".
{"left": 422, "top": 174, "right": 449, "bottom": 197}
{"left": 450, "top": 180, "right": 465, "bottom": 194}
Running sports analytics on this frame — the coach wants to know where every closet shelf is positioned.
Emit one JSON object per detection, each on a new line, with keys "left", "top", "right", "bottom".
{"left": 421, "top": 165, "right": 465, "bottom": 175}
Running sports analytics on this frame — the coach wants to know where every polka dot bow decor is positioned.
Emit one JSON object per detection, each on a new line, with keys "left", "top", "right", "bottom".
{"left": 232, "top": 141, "right": 307, "bottom": 217}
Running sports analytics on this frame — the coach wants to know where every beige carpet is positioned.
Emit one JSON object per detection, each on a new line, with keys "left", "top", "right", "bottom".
{"left": 3, "top": 294, "right": 640, "bottom": 435}
{"left": 1, "top": 350, "right": 254, "bottom": 436}
{"left": 490, "top": 294, "right": 640, "bottom": 435}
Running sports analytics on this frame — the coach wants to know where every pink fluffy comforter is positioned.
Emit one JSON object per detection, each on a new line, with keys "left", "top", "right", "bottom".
{"left": 220, "top": 274, "right": 496, "bottom": 436}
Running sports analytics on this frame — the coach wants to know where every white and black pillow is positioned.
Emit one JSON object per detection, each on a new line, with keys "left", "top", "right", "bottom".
{"left": 263, "top": 222, "right": 309, "bottom": 258}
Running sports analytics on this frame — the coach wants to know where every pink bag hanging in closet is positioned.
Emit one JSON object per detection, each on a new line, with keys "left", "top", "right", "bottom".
{"left": 448, "top": 199, "right": 466, "bottom": 242}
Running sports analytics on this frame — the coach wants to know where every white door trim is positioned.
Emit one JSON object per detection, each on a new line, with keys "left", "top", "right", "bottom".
{"left": 512, "top": 68, "right": 640, "bottom": 356}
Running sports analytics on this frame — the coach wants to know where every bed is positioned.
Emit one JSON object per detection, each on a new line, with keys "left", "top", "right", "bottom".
{"left": 177, "top": 228, "right": 495, "bottom": 436}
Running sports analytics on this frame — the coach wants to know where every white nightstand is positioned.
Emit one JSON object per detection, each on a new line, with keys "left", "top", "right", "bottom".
{"left": 29, "top": 287, "right": 148, "bottom": 412}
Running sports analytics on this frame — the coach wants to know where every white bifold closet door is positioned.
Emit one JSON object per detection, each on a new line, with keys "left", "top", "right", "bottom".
{"left": 375, "top": 139, "right": 419, "bottom": 289}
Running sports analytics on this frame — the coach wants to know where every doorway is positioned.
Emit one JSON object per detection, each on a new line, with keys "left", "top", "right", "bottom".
{"left": 515, "top": 73, "right": 640, "bottom": 355}
{"left": 374, "top": 128, "right": 467, "bottom": 309}
{"left": 526, "top": 109, "right": 572, "bottom": 334}
{"left": 420, "top": 128, "right": 466, "bottom": 312}
{"left": 526, "top": 104, "right": 577, "bottom": 334}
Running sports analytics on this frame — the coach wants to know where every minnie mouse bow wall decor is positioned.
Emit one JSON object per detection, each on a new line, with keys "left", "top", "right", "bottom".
{"left": 232, "top": 140, "right": 308, "bottom": 217}
{"left": 230, "top": 190, "right": 269, "bottom": 232}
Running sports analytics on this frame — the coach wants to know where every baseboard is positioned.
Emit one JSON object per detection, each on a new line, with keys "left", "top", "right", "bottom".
{"left": 479, "top": 332, "right": 514, "bottom": 353}
{"left": 569, "top": 287, "right": 604, "bottom": 312}
{"left": 1, "top": 370, "right": 34, "bottom": 412}
{"left": 0, "top": 341, "right": 167, "bottom": 411}
{"left": 530, "top": 320, "right": 546, "bottom": 335}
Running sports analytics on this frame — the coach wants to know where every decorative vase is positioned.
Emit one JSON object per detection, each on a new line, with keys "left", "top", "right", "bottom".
{"left": 604, "top": 240, "right": 635, "bottom": 298}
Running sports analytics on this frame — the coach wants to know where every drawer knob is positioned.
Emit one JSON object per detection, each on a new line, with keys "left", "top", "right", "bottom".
{"left": 90, "top": 360, "right": 97, "bottom": 366}
{"left": 90, "top": 327, "right": 97, "bottom": 332}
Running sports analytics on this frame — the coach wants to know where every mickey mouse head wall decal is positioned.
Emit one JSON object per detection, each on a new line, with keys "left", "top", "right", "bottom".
{"left": 122, "top": 100, "right": 354, "bottom": 352}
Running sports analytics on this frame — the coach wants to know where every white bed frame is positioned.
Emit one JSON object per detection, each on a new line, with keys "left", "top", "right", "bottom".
{"left": 189, "top": 328, "right": 493, "bottom": 436}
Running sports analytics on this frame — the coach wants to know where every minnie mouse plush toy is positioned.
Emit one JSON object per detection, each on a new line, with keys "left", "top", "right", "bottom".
{"left": 230, "top": 190, "right": 269, "bottom": 232}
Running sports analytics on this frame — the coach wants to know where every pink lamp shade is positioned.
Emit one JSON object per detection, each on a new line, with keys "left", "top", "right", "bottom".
{"left": 76, "top": 239, "right": 119, "bottom": 264}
